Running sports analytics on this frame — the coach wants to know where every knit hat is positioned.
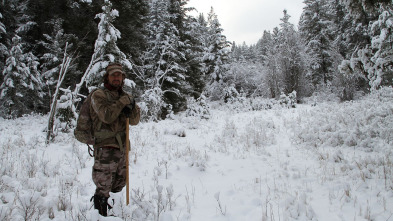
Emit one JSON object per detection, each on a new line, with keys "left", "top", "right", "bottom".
{"left": 106, "top": 63, "right": 124, "bottom": 76}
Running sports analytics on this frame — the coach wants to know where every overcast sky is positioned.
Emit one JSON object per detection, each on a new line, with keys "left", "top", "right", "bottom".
{"left": 187, "top": 0, "right": 305, "bottom": 45}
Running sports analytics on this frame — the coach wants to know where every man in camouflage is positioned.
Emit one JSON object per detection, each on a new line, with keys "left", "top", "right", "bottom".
{"left": 90, "top": 63, "right": 140, "bottom": 216}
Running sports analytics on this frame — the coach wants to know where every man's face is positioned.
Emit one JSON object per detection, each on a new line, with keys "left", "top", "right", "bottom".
{"left": 108, "top": 72, "right": 124, "bottom": 88}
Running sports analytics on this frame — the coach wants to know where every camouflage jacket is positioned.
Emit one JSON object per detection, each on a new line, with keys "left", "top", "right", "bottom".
{"left": 90, "top": 88, "right": 140, "bottom": 149}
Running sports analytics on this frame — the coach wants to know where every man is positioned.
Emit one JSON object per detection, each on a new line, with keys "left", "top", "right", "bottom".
{"left": 90, "top": 62, "right": 140, "bottom": 216}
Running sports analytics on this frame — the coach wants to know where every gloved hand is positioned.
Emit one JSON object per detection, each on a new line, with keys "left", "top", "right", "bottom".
{"left": 119, "top": 94, "right": 132, "bottom": 105}
{"left": 122, "top": 105, "right": 132, "bottom": 117}
{"left": 121, "top": 96, "right": 136, "bottom": 117}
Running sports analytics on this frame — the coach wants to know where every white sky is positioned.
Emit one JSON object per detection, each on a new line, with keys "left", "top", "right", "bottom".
{"left": 187, "top": 0, "right": 305, "bottom": 45}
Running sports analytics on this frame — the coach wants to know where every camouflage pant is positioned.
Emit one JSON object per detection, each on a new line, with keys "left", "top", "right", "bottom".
{"left": 92, "top": 147, "right": 126, "bottom": 197}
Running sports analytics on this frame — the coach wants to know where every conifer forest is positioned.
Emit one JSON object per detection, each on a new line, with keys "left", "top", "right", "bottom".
{"left": 1, "top": 1, "right": 393, "bottom": 221}
{"left": 0, "top": 0, "right": 392, "bottom": 123}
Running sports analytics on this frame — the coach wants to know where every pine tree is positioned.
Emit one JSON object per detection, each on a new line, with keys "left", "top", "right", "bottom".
{"left": 233, "top": 43, "right": 257, "bottom": 63}
{"left": 185, "top": 13, "right": 208, "bottom": 99}
{"left": 84, "top": 0, "right": 132, "bottom": 88}
{"left": 72, "top": 0, "right": 132, "bottom": 94}
{"left": 255, "top": 30, "right": 272, "bottom": 63}
{"left": 277, "top": 10, "right": 308, "bottom": 97}
{"left": 230, "top": 41, "right": 242, "bottom": 62}
{"left": 185, "top": 93, "right": 210, "bottom": 119}
{"left": 203, "top": 7, "right": 231, "bottom": 101}
{"left": 321, "top": 0, "right": 358, "bottom": 100}
{"left": 0, "top": 35, "right": 43, "bottom": 118}
{"left": 1, "top": 0, "right": 24, "bottom": 88}
{"left": 38, "top": 18, "right": 77, "bottom": 111}
{"left": 196, "top": 13, "right": 209, "bottom": 48}
{"left": 299, "top": 0, "right": 335, "bottom": 86}
{"left": 204, "top": 7, "right": 231, "bottom": 82}
{"left": 367, "top": 8, "right": 393, "bottom": 89}
{"left": 139, "top": 0, "right": 186, "bottom": 121}
{"left": 338, "top": 0, "right": 393, "bottom": 90}
{"left": 164, "top": 0, "right": 198, "bottom": 112}
{"left": 264, "top": 27, "right": 282, "bottom": 98}
{"left": 56, "top": 0, "right": 132, "bottom": 130}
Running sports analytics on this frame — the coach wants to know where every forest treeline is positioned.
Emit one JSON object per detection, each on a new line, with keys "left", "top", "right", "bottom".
{"left": 0, "top": 0, "right": 392, "bottom": 124}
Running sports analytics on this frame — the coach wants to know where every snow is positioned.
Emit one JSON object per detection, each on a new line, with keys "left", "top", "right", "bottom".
{"left": 1, "top": 88, "right": 393, "bottom": 220}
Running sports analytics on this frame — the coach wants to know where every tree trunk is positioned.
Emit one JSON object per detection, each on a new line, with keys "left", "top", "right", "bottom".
{"left": 46, "top": 44, "right": 72, "bottom": 144}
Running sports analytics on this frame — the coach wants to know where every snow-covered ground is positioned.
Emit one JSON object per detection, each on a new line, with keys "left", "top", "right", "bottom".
{"left": 1, "top": 88, "right": 393, "bottom": 221}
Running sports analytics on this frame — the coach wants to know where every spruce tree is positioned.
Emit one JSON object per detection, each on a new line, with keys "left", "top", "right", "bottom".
{"left": 204, "top": 7, "right": 231, "bottom": 83}
{"left": 186, "top": 13, "right": 209, "bottom": 99}
{"left": 1, "top": 0, "right": 24, "bottom": 88}
{"left": 264, "top": 27, "right": 282, "bottom": 98}
{"left": 203, "top": 7, "right": 231, "bottom": 101}
{"left": 338, "top": 0, "right": 393, "bottom": 90}
{"left": 367, "top": 8, "right": 393, "bottom": 89}
{"left": 255, "top": 31, "right": 273, "bottom": 63}
{"left": 277, "top": 10, "right": 307, "bottom": 97}
{"left": 164, "top": 0, "right": 196, "bottom": 112}
{"left": 84, "top": 0, "right": 132, "bottom": 88}
{"left": 56, "top": 0, "right": 132, "bottom": 130}
{"left": 38, "top": 18, "right": 77, "bottom": 111}
{"left": 299, "top": 0, "right": 335, "bottom": 86}
{"left": 0, "top": 36, "right": 43, "bottom": 118}
{"left": 140, "top": 0, "right": 186, "bottom": 121}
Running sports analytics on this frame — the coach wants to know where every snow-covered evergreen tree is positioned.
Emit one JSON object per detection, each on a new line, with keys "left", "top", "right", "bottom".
{"left": 321, "top": 0, "right": 358, "bottom": 101}
{"left": 185, "top": 94, "right": 210, "bottom": 119}
{"left": 0, "top": 13, "right": 7, "bottom": 91}
{"left": 279, "top": 90, "right": 297, "bottom": 108}
{"left": 55, "top": 87, "right": 76, "bottom": 133}
{"left": 139, "top": 0, "right": 186, "bottom": 121}
{"left": 255, "top": 30, "right": 273, "bottom": 63}
{"left": 84, "top": 0, "right": 132, "bottom": 89}
{"left": 139, "top": 87, "right": 165, "bottom": 122}
{"left": 0, "top": 12, "right": 7, "bottom": 75}
{"left": 196, "top": 13, "right": 209, "bottom": 48}
{"left": 299, "top": 0, "right": 335, "bottom": 86}
{"left": 186, "top": 13, "right": 208, "bottom": 99}
{"left": 61, "top": 0, "right": 132, "bottom": 129}
{"left": 367, "top": 9, "right": 393, "bottom": 89}
{"left": 1, "top": 0, "right": 25, "bottom": 90}
{"left": 39, "top": 18, "right": 75, "bottom": 97}
{"left": 0, "top": 35, "right": 43, "bottom": 118}
{"left": 203, "top": 7, "right": 231, "bottom": 101}
{"left": 203, "top": 7, "right": 231, "bottom": 83}
{"left": 277, "top": 10, "right": 307, "bottom": 96}
{"left": 264, "top": 27, "right": 282, "bottom": 98}
{"left": 338, "top": 0, "right": 393, "bottom": 90}
{"left": 223, "top": 83, "right": 240, "bottom": 103}
{"left": 164, "top": 0, "right": 201, "bottom": 112}
{"left": 71, "top": 0, "right": 133, "bottom": 105}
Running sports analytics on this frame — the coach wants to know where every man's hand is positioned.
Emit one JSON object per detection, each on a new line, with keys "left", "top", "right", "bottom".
{"left": 121, "top": 96, "right": 136, "bottom": 117}
{"left": 122, "top": 105, "right": 132, "bottom": 117}
{"left": 119, "top": 94, "right": 132, "bottom": 105}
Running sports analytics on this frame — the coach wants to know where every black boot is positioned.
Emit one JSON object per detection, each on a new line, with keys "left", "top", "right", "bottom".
{"left": 93, "top": 194, "right": 108, "bottom": 216}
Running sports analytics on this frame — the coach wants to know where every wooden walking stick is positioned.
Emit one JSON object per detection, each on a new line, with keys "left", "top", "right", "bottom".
{"left": 125, "top": 117, "right": 130, "bottom": 205}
